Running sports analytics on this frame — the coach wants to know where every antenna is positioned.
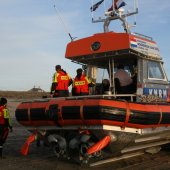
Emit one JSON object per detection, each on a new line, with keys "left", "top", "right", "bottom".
{"left": 133, "top": 0, "right": 138, "bottom": 26}
{"left": 53, "top": 4, "right": 77, "bottom": 41}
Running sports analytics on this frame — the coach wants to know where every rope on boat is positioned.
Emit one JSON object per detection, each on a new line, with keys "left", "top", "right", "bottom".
{"left": 139, "top": 95, "right": 165, "bottom": 103}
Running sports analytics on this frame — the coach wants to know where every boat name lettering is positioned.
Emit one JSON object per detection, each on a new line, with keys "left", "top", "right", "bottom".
{"left": 137, "top": 42, "right": 159, "bottom": 51}
{"left": 143, "top": 88, "right": 167, "bottom": 99}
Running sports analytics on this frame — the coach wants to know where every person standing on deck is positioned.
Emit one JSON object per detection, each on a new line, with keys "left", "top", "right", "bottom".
{"left": 72, "top": 68, "right": 95, "bottom": 96}
{"left": 50, "top": 65, "right": 72, "bottom": 97}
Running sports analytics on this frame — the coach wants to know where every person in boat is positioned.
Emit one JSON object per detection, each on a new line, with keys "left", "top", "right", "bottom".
{"left": 72, "top": 68, "right": 95, "bottom": 96}
{"left": 101, "top": 79, "right": 110, "bottom": 94}
{"left": 0, "top": 97, "right": 13, "bottom": 159}
{"left": 114, "top": 64, "right": 133, "bottom": 94}
{"left": 131, "top": 66, "right": 138, "bottom": 90}
{"left": 50, "top": 65, "right": 72, "bottom": 97}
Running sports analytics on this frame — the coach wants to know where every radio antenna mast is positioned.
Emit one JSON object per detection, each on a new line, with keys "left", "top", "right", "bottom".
{"left": 53, "top": 4, "right": 76, "bottom": 41}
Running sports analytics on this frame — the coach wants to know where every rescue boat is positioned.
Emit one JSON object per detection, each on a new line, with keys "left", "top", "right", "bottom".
{"left": 15, "top": 1, "right": 170, "bottom": 165}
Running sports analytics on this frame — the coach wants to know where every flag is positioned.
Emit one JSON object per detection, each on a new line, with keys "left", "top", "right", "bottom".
{"left": 90, "top": 0, "right": 104, "bottom": 12}
{"left": 130, "top": 36, "right": 138, "bottom": 48}
{"left": 114, "top": 0, "right": 126, "bottom": 10}
{"left": 107, "top": 6, "right": 113, "bottom": 12}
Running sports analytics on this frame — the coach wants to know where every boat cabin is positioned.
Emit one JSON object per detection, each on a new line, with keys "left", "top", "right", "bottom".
{"left": 65, "top": 31, "right": 169, "bottom": 102}
{"left": 65, "top": 7, "right": 170, "bottom": 102}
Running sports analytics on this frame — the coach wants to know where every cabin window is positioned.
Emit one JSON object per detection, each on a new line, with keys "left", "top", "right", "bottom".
{"left": 95, "top": 68, "right": 110, "bottom": 94}
{"left": 148, "top": 61, "right": 165, "bottom": 80}
{"left": 96, "top": 68, "right": 109, "bottom": 83}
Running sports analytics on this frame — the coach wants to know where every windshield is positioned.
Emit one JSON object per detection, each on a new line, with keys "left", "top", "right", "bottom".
{"left": 148, "top": 61, "right": 165, "bottom": 80}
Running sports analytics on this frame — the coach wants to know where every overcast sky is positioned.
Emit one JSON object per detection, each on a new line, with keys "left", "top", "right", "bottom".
{"left": 0, "top": 0, "right": 170, "bottom": 91}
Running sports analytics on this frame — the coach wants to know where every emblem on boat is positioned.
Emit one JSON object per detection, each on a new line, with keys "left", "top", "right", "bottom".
{"left": 91, "top": 41, "right": 101, "bottom": 51}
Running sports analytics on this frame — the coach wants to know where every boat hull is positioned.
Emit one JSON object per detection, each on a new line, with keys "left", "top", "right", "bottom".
{"left": 15, "top": 97, "right": 170, "bottom": 162}
{"left": 15, "top": 97, "right": 170, "bottom": 129}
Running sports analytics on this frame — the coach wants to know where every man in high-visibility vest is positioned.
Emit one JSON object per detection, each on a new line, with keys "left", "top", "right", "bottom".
{"left": 50, "top": 65, "right": 72, "bottom": 97}
{"left": 72, "top": 68, "right": 95, "bottom": 96}
{"left": 0, "top": 97, "right": 12, "bottom": 158}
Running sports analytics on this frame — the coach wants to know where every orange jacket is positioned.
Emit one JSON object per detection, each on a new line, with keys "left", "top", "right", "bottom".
{"left": 0, "top": 106, "right": 12, "bottom": 127}
{"left": 73, "top": 75, "right": 90, "bottom": 94}
{"left": 53, "top": 70, "right": 71, "bottom": 91}
{"left": 0, "top": 106, "right": 5, "bottom": 125}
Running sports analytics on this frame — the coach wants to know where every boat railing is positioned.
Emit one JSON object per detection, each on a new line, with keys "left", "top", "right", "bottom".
{"left": 23, "top": 94, "right": 136, "bottom": 103}
{"left": 131, "top": 32, "right": 153, "bottom": 41}
{"left": 66, "top": 94, "right": 136, "bottom": 102}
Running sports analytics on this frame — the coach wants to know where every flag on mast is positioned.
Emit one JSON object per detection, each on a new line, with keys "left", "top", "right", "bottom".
{"left": 90, "top": 0, "right": 104, "bottom": 12}
{"left": 107, "top": 0, "right": 126, "bottom": 12}
{"left": 114, "top": 0, "right": 126, "bottom": 10}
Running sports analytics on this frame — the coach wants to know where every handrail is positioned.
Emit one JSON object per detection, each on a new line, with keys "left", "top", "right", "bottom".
{"left": 66, "top": 94, "right": 136, "bottom": 102}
